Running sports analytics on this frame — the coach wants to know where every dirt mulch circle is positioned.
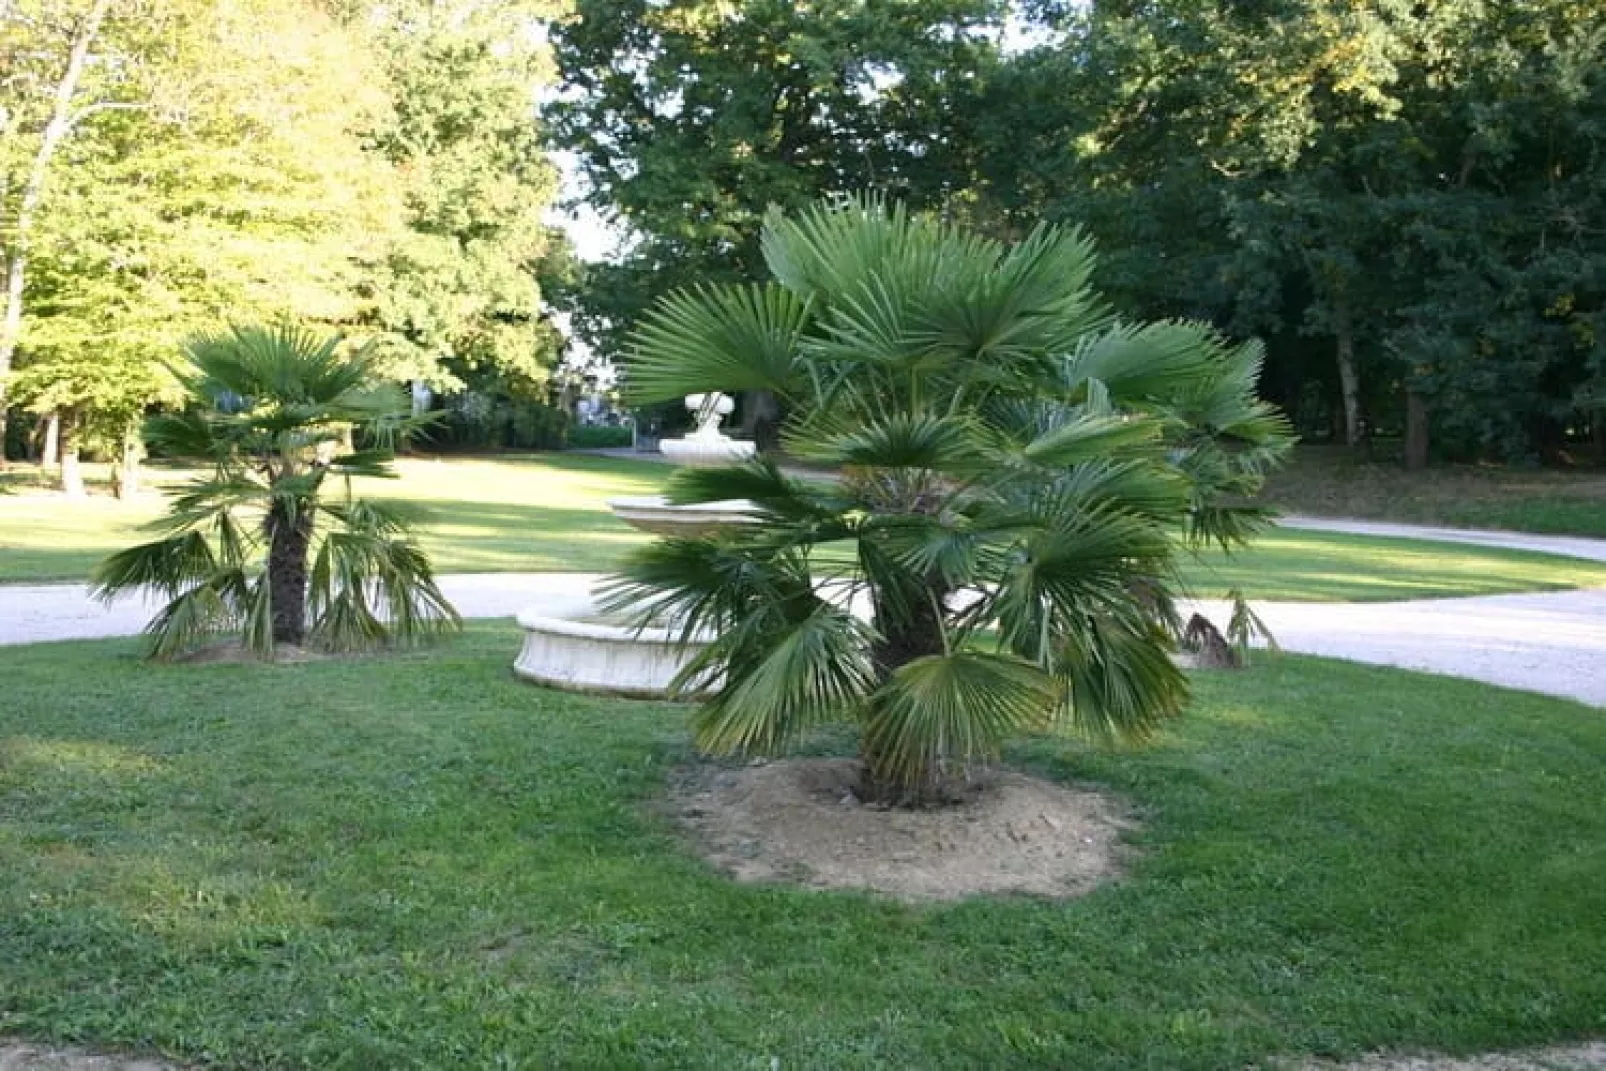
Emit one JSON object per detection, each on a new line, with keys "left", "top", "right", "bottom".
{"left": 173, "top": 642, "right": 329, "bottom": 665}
{"left": 3, "top": 1040, "right": 1602, "bottom": 1071}
{"left": 1291, "top": 1044, "right": 1606, "bottom": 1070}
{"left": 0, "top": 1044, "right": 176, "bottom": 1071}
{"left": 668, "top": 756, "right": 1135, "bottom": 903}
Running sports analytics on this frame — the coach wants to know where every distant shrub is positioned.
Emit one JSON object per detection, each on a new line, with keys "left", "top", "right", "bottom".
{"left": 568, "top": 424, "right": 633, "bottom": 449}
{"left": 431, "top": 394, "right": 570, "bottom": 450}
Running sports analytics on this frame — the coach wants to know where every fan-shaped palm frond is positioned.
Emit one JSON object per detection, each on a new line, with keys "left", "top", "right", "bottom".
{"left": 626, "top": 283, "right": 811, "bottom": 405}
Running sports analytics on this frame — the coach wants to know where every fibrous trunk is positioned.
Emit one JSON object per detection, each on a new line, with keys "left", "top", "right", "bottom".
{"left": 860, "top": 578, "right": 949, "bottom": 805}
{"left": 267, "top": 501, "right": 314, "bottom": 645}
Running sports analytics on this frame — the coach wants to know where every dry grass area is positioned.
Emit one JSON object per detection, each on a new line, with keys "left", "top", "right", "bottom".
{"left": 1264, "top": 447, "right": 1606, "bottom": 537}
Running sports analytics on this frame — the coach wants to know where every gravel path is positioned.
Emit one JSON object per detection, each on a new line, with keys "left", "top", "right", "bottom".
{"left": 3, "top": 519, "right": 1604, "bottom": 707}
{"left": 1184, "top": 588, "right": 1606, "bottom": 706}
{"left": 1279, "top": 515, "right": 1606, "bottom": 562}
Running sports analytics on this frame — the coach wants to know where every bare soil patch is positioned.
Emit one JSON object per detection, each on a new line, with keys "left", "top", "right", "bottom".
{"left": 668, "top": 757, "right": 1134, "bottom": 903}
{"left": 1294, "top": 1043, "right": 1606, "bottom": 1070}
{"left": 173, "top": 642, "right": 330, "bottom": 665}
{"left": 0, "top": 1044, "right": 176, "bottom": 1071}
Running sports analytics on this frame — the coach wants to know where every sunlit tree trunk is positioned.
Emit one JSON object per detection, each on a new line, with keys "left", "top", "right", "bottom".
{"left": 41, "top": 412, "right": 60, "bottom": 466}
{"left": 58, "top": 407, "right": 85, "bottom": 497}
{"left": 113, "top": 423, "right": 141, "bottom": 499}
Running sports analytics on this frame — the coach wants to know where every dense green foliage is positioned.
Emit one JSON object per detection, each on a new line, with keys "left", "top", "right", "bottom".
{"left": 611, "top": 199, "right": 1290, "bottom": 799}
{"left": 546, "top": 0, "right": 1005, "bottom": 359}
{"left": 89, "top": 325, "right": 458, "bottom": 658}
{"left": 2, "top": 627, "right": 1604, "bottom": 1067}
{"left": 552, "top": 0, "right": 1606, "bottom": 465}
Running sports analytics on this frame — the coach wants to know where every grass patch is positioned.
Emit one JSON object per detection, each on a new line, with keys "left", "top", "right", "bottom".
{"left": 1265, "top": 446, "right": 1606, "bottom": 538}
{"left": 1, "top": 625, "right": 1603, "bottom": 1068}
{"left": 2, "top": 452, "right": 1603, "bottom": 600}
{"left": 0, "top": 453, "right": 667, "bottom": 583}
{"left": 1182, "top": 528, "right": 1606, "bottom": 601}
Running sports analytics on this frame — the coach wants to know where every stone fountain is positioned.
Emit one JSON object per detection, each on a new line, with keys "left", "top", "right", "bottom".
{"left": 605, "top": 392, "right": 760, "bottom": 537}
{"left": 514, "top": 393, "right": 756, "bottom": 697}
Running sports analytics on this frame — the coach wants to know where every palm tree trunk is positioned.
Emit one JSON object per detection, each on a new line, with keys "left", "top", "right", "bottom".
{"left": 267, "top": 501, "right": 313, "bottom": 645}
{"left": 861, "top": 578, "right": 948, "bottom": 804}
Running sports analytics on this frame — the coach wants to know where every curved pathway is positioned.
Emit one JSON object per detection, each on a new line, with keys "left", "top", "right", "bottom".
{"left": 2, "top": 519, "right": 1604, "bottom": 707}
{"left": 1280, "top": 514, "right": 1606, "bottom": 563}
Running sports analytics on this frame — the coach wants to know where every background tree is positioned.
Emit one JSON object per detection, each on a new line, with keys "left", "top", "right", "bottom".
{"left": 2, "top": 0, "right": 402, "bottom": 483}
{"left": 354, "top": 0, "right": 570, "bottom": 410}
{"left": 91, "top": 324, "right": 459, "bottom": 659}
{"left": 607, "top": 199, "right": 1290, "bottom": 802}
{"left": 986, "top": 0, "right": 1605, "bottom": 464}
{"left": 546, "top": 0, "right": 1006, "bottom": 359}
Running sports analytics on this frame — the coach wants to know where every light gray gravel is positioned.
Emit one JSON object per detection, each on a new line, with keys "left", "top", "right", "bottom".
{"left": 1185, "top": 588, "right": 1606, "bottom": 707}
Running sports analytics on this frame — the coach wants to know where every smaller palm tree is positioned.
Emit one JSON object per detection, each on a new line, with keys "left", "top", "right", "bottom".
{"left": 92, "top": 324, "right": 460, "bottom": 659}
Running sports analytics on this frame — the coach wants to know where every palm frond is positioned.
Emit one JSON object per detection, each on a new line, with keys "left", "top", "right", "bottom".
{"left": 1050, "top": 613, "right": 1189, "bottom": 745}
{"left": 625, "top": 283, "right": 811, "bottom": 405}
{"left": 861, "top": 652, "right": 1059, "bottom": 795}
{"left": 690, "top": 606, "right": 876, "bottom": 755}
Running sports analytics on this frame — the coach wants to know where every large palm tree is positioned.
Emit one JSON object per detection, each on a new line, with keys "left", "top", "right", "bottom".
{"left": 92, "top": 324, "right": 460, "bottom": 659}
{"left": 606, "top": 198, "right": 1292, "bottom": 803}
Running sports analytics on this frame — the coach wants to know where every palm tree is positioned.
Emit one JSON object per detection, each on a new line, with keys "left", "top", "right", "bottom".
{"left": 606, "top": 198, "right": 1292, "bottom": 803}
{"left": 92, "top": 324, "right": 459, "bottom": 659}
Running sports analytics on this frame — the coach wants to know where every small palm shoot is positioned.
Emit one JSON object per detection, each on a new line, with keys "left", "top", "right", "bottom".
{"left": 91, "top": 324, "right": 460, "bottom": 660}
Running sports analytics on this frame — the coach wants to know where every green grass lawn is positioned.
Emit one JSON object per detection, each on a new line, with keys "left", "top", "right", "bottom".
{"left": 1264, "top": 446, "right": 1606, "bottom": 538}
{"left": 1182, "top": 528, "right": 1606, "bottom": 601}
{"left": 3, "top": 452, "right": 1604, "bottom": 600}
{"left": 0, "top": 453, "right": 668, "bottom": 583}
{"left": 1, "top": 625, "right": 1602, "bottom": 1068}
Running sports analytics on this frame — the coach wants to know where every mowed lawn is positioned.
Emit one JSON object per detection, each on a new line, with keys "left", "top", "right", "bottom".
{"left": 2, "top": 453, "right": 1604, "bottom": 601}
{"left": 0, "top": 626, "right": 1602, "bottom": 1068}
{"left": 0, "top": 454, "right": 669, "bottom": 583}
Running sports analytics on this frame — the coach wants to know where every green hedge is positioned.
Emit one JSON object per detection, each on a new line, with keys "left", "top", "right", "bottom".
{"left": 567, "top": 424, "right": 633, "bottom": 449}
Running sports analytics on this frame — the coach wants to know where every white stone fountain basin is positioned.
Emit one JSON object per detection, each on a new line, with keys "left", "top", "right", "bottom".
{"left": 514, "top": 598, "right": 714, "bottom": 699}
{"left": 607, "top": 495, "right": 759, "bottom": 537}
{"left": 659, "top": 435, "right": 756, "bottom": 467}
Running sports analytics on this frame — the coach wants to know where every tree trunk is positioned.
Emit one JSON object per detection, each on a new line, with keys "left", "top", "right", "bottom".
{"left": 266, "top": 500, "right": 313, "bottom": 645}
{"left": 1404, "top": 391, "right": 1430, "bottom": 472}
{"left": 740, "top": 389, "right": 781, "bottom": 453}
{"left": 39, "top": 412, "right": 61, "bottom": 466}
{"left": 58, "top": 408, "right": 85, "bottom": 498}
{"left": 860, "top": 578, "right": 949, "bottom": 804}
{"left": 113, "top": 425, "right": 141, "bottom": 499}
{"left": 1333, "top": 303, "right": 1365, "bottom": 452}
{"left": 0, "top": 0, "right": 115, "bottom": 466}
